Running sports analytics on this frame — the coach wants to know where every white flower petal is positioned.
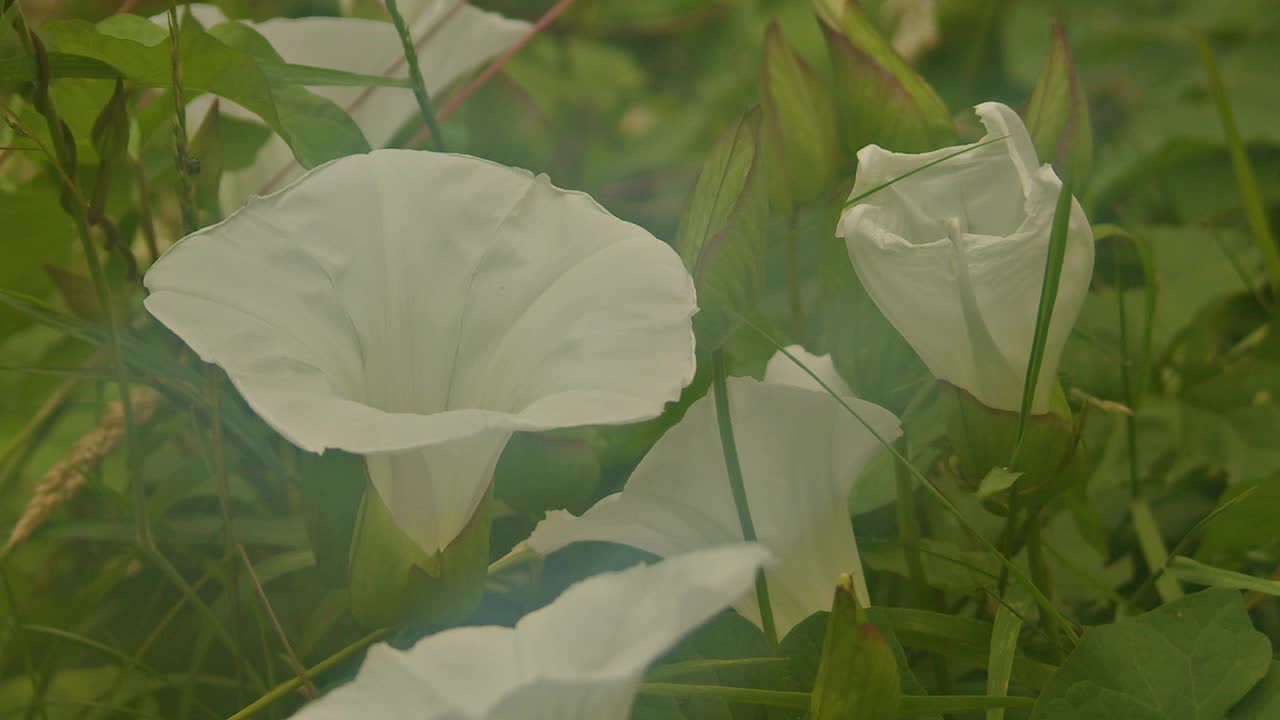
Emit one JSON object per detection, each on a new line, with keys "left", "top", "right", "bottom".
{"left": 291, "top": 544, "right": 771, "bottom": 720}
{"left": 762, "top": 345, "right": 852, "bottom": 395}
{"left": 839, "top": 102, "right": 1094, "bottom": 413}
{"left": 530, "top": 372, "right": 901, "bottom": 636}
{"left": 144, "top": 150, "right": 696, "bottom": 555}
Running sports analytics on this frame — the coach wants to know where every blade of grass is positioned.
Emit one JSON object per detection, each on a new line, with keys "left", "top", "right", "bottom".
{"left": 843, "top": 136, "right": 1009, "bottom": 208}
{"left": 1011, "top": 171, "right": 1074, "bottom": 463}
{"left": 984, "top": 602, "right": 1022, "bottom": 720}
{"left": 1194, "top": 31, "right": 1280, "bottom": 295}
{"left": 646, "top": 657, "right": 788, "bottom": 682}
{"left": 1130, "top": 497, "right": 1183, "bottom": 603}
{"left": 1167, "top": 556, "right": 1280, "bottom": 596}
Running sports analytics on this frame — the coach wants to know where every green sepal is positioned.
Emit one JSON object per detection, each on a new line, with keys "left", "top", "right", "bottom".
{"left": 347, "top": 482, "right": 491, "bottom": 628}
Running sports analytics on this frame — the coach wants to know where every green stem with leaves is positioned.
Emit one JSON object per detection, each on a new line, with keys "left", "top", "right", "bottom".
{"left": 710, "top": 351, "right": 778, "bottom": 649}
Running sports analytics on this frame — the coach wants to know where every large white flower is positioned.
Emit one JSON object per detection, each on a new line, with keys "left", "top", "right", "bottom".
{"left": 290, "top": 544, "right": 771, "bottom": 720}
{"left": 162, "top": 2, "right": 528, "bottom": 207}
{"left": 529, "top": 348, "right": 900, "bottom": 636}
{"left": 143, "top": 150, "right": 697, "bottom": 557}
{"left": 838, "top": 101, "right": 1094, "bottom": 414}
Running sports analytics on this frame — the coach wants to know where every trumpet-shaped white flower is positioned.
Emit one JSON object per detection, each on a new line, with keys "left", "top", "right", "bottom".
{"left": 161, "top": 2, "right": 528, "bottom": 207}
{"left": 838, "top": 102, "right": 1094, "bottom": 414}
{"left": 529, "top": 348, "right": 900, "bottom": 636}
{"left": 290, "top": 544, "right": 771, "bottom": 720}
{"left": 144, "top": 150, "right": 697, "bottom": 557}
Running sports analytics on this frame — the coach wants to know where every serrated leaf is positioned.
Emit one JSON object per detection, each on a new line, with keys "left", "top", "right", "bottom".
{"left": 674, "top": 107, "right": 768, "bottom": 351}
{"left": 1030, "top": 589, "right": 1272, "bottom": 720}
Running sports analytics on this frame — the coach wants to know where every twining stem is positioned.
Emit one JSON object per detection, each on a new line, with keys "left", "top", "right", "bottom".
{"left": 710, "top": 351, "right": 779, "bottom": 649}
{"left": 385, "top": 0, "right": 446, "bottom": 151}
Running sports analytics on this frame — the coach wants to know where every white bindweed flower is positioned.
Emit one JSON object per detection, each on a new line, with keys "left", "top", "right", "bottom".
{"left": 838, "top": 102, "right": 1094, "bottom": 414}
{"left": 159, "top": 2, "right": 528, "bottom": 207}
{"left": 289, "top": 544, "right": 772, "bottom": 720}
{"left": 529, "top": 348, "right": 901, "bottom": 636}
{"left": 143, "top": 149, "right": 697, "bottom": 558}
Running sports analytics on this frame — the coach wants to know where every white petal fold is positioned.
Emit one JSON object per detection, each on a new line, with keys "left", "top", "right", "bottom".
{"left": 530, "top": 351, "right": 901, "bottom": 636}
{"left": 145, "top": 150, "right": 697, "bottom": 556}
{"left": 291, "top": 544, "right": 771, "bottom": 720}
{"left": 838, "top": 101, "right": 1094, "bottom": 413}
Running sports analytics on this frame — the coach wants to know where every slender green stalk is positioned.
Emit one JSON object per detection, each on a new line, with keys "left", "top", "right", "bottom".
{"left": 1195, "top": 31, "right": 1280, "bottom": 294}
{"left": 710, "top": 351, "right": 778, "bottom": 649}
{"left": 843, "top": 136, "right": 1009, "bottom": 208}
{"left": 223, "top": 628, "right": 390, "bottom": 720}
{"left": 386, "top": 0, "right": 445, "bottom": 151}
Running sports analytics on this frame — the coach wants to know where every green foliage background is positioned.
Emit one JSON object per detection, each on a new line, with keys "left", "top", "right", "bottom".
{"left": 3, "top": 0, "right": 1280, "bottom": 718}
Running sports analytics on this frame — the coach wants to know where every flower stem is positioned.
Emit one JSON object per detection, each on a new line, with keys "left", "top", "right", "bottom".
{"left": 386, "top": 0, "right": 446, "bottom": 151}
{"left": 710, "top": 351, "right": 778, "bottom": 649}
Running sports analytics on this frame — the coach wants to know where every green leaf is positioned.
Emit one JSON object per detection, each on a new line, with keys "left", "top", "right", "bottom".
{"left": 1026, "top": 21, "right": 1093, "bottom": 184}
{"left": 1030, "top": 589, "right": 1272, "bottom": 720}
{"left": 811, "top": 577, "right": 901, "bottom": 720}
{"left": 674, "top": 107, "right": 768, "bottom": 351}
{"left": 294, "top": 449, "right": 367, "bottom": 588}
{"left": 0, "top": 182, "right": 75, "bottom": 342}
{"left": 188, "top": 99, "right": 224, "bottom": 220}
{"left": 205, "top": 20, "right": 370, "bottom": 167}
{"left": 760, "top": 21, "right": 838, "bottom": 214}
{"left": 43, "top": 15, "right": 368, "bottom": 169}
{"left": 1231, "top": 661, "right": 1280, "bottom": 720}
{"left": 493, "top": 429, "right": 600, "bottom": 516}
{"left": 816, "top": 0, "right": 951, "bottom": 153}
{"left": 977, "top": 467, "right": 1023, "bottom": 501}
{"left": 1196, "top": 475, "right": 1280, "bottom": 564}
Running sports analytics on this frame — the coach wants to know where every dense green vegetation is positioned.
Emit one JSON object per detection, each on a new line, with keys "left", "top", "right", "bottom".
{"left": 2, "top": 1, "right": 1280, "bottom": 718}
